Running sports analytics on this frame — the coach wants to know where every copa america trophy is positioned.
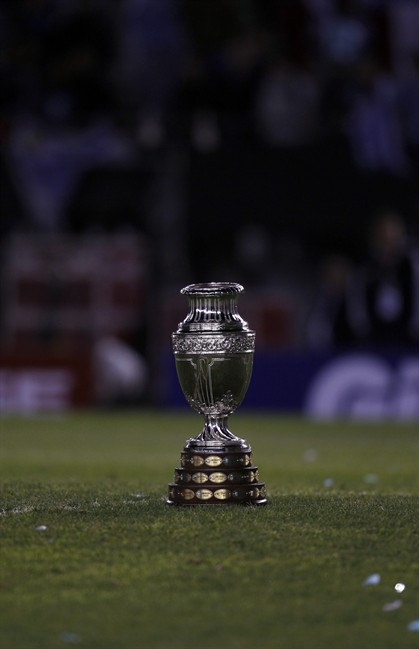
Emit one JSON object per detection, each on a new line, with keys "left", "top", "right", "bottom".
{"left": 167, "top": 282, "right": 267, "bottom": 505}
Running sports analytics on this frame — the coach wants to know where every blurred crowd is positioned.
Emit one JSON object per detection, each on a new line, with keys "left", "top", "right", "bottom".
{"left": 307, "top": 210, "right": 419, "bottom": 348}
{"left": 1, "top": 0, "right": 419, "bottom": 351}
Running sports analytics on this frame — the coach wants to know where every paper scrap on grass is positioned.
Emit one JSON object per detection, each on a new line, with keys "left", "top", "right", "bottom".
{"left": 383, "top": 600, "right": 402, "bottom": 612}
{"left": 363, "top": 573, "right": 380, "bottom": 586}
{"left": 407, "top": 620, "right": 419, "bottom": 632}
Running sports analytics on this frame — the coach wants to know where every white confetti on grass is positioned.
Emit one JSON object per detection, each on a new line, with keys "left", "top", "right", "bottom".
{"left": 323, "top": 478, "right": 334, "bottom": 488}
{"left": 395, "top": 583, "right": 406, "bottom": 593}
{"left": 407, "top": 620, "right": 419, "bottom": 632}
{"left": 363, "top": 573, "right": 381, "bottom": 586}
{"left": 35, "top": 525, "right": 48, "bottom": 531}
{"left": 383, "top": 600, "right": 403, "bottom": 612}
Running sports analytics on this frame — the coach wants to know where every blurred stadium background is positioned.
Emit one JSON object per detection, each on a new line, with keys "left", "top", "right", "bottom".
{"left": 1, "top": 0, "right": 418, "bottom": 419}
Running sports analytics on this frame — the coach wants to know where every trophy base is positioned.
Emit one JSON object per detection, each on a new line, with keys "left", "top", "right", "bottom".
{"left": 167, "top": 445, "right": 267, "bottom": 506}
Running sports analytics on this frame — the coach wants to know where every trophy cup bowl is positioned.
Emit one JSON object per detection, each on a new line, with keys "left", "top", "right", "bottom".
{"left": 167, "top": 282, "right": 267, "bottom": 505}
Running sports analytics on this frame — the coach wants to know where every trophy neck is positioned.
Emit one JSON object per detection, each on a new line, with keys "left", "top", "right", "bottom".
{"left": 177, "top": 282, "right": 250, "bottom": 333}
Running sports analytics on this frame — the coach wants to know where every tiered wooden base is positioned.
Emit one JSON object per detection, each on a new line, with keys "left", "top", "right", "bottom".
{"left": 167, "top": 445, "right": 267, "bottom": 505}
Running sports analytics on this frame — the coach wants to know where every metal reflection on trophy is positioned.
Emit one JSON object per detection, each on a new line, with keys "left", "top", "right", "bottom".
{"left": 167, "top": 282, "right": 266, "bottom": 505}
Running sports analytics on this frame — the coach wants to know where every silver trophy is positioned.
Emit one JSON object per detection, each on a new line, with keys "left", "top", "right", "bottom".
{"left": 167, "top": 282, "right": 266, "bottom": 505}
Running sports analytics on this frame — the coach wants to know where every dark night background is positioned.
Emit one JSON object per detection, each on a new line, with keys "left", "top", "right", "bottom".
{"left": 1, "top": 0, "right": 419, "bottom": 410}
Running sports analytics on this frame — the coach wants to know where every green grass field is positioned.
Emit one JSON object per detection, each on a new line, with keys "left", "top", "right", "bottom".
{"left": 1, "top": 411, "right": 418, "bottom": 649}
